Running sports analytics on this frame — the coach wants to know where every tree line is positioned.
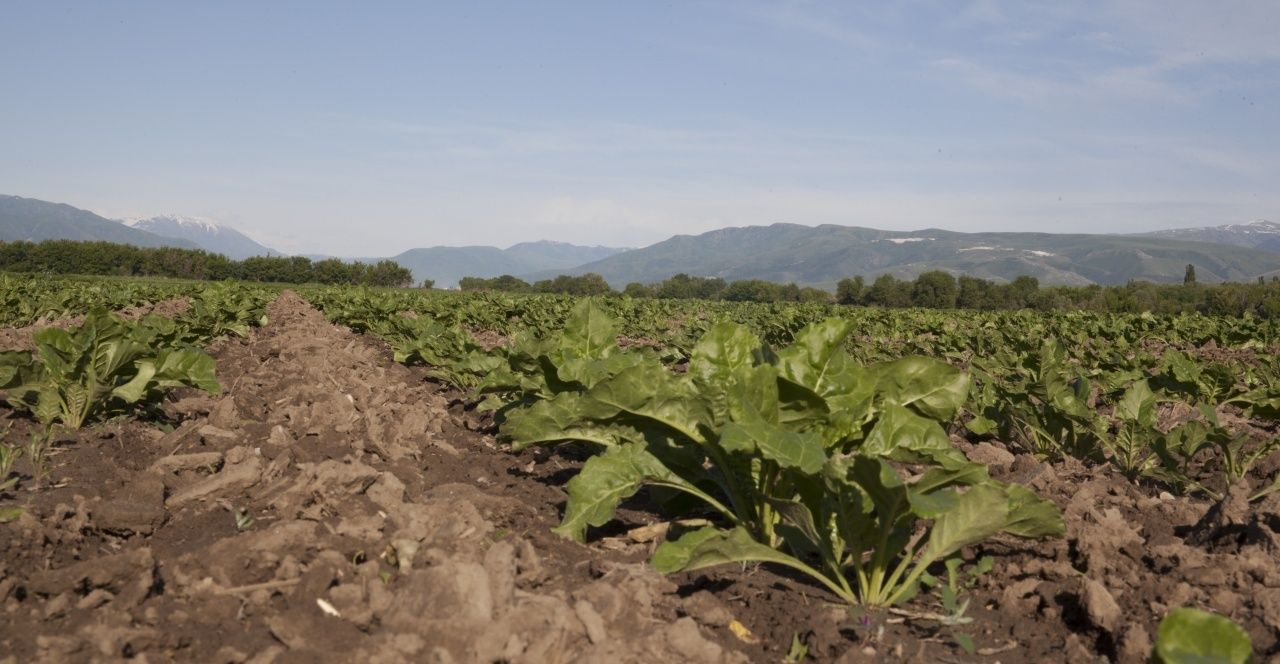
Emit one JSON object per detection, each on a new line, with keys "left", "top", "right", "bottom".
{"left": 459, "top": 272, "right": 829, "bottom": 301}
{"left": 460, "top": 268, "right": 1280, "bottom": 318}
{"left": 0, "top": 240, "right": 414, "bottom": 287}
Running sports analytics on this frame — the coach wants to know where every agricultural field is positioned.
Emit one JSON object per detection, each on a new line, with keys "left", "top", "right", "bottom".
{"left": 1, "top": 275, "right": 1277, "bottom": 662}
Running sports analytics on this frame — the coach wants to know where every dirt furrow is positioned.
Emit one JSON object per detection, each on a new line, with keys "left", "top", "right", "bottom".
{"left": 5, "top": 292, "right": 1280, "bottom": 662}
{"left": 0, "top": 292, "right": 746, "bottom": 663}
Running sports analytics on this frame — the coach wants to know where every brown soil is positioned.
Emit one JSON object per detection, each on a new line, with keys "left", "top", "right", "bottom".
{"left": 0, "top": 298, "right": 190, "bottom": 352}
{"left": 1, "top": 293, "right": 1277, "bottom": 662}
{"left": 466, "top": 327, "right": 509, "bottom": 352}
{"left": 0, "top": 293, "right": 745, "bottom": 663}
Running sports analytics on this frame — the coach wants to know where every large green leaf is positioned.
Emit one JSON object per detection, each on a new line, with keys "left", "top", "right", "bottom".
{"left": 653, "top": 525, "right": 857, "bottom": 603}
{"left": 587, "top": 363, "right": 710, "bottom": 443}
{"left": 111, "top": 360, "right": 158, "bottom": 403}
{"left": 31, "top": 327, "right": 77, "bottom": 377}
{"left": 650, "top": 524, "right": 815, "bottom": 575}
{"left": 152, "top": 350, "right": 220, "bottom": 394}
{"left": 1155, "top": 607, "right": 1253, "bottom": 664}
{"left": 873, "top": 357, "right": 970, "bottom": 420}
{"left": 917, "top": 483, "right": 1010, "bottom": 564}
{"left": 725, "top": 364, "right": 781, "bottom": 425}
{"left": 720, "top": 421, "right": 826, "bottom": 474}
{"left": 556, "top": 351, "right": 647, "bottom": 391}
{"left": 0, "top": 351, "right": 41, "bottom": 390}
{"left": 776, "top": 319, "right": 860, "bottom": 398}
{"left": 689, "top": 321, "right": 761, "bottom": 390}
{"left": 90, "top": 337, "right": 148, "bottom": 387}
{"left": 553, "top": 442, "right": 705, "bottom": 542}
{"left": 861, "top": 403, "right": 952, "bottom": 459}
{"left": 502, "top": 392, "right": 635, "bottom": 450}
{"left": 1116, "top": 380, "right": 1157, "bottom": 427}
{"left": 559, "top": 299, "right": 618, "bottom": 359}
{"left": 1002, "top": 484, "right": 1066, "bottom": 539}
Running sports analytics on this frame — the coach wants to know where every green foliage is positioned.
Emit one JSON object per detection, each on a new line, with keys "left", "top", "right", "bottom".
{"left": 459, "top": 274, "right": 533, "bottom": 292}
{"left": 532, "top": 273, "right": 614, "bottom": 296}
{"left": 0, "top": 309, "right": 219, "bottom": 430}
{"left": 0, "top": 239, "right": 412, "bottom": 286}
{"left": 655, "top": 273, "right": 728, "bottom": 300}
{"left": 912, "top": 271, "right": 959, "bottom": 309}
{"left": 304, "top": 280, "right": 1280, "bottom": 503}
{"left": 836, "top": 276, "right": 864, "bottom": 305}
{"left": 1154, "top": 607, "right": 1253, "bottom": 664}
{"left": 483, "top": 306, "right": 1062, "bottom": 607}
{"left": 0, "top": 424, "right": 19, "bottom": 492}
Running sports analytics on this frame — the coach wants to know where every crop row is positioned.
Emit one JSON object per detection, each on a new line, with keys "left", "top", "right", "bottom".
{"left": 306, "top": 286, "right": 1280, "bottom": 498}
{"left": 0, "top": 281, "right": 273, "bottom": 485}
{"left": 0, "top": 278, "right": 1266, "bottom": 658}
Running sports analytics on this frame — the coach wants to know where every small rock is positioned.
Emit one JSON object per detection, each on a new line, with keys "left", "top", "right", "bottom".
{"left": 148, "top": 452, "right": 224, "bottom": 475}
{"left": 75, "top": 588, "right": 114, "bottom": 610}
{"left": 574, "top": 600, "right": 608, "bottom": 645}
{"left": 999, "top": 577, "right": 1041, "bottom": 612}
{"left": 94, "top": 477, "right": 166, "bottom": 535}
{"left": 967, "top": 442, "right": 1016, "bottom": 470}
{"left": 682, "top": 590, "right": 733, "bottom": 628}
{"left": 43, "top": 592, "right": 71, "bottom": 619}
{"left": 1080, "top": 577, "right": 1122, "bottom": 633}
{"left": 26, "top": 548, "right": 155, "bottom": 599}
{"left": 1118, "top": 623, "right": 1152, "bottom": 663}
{"left": 664, "top": 617, "right": 723, "bottom": 661}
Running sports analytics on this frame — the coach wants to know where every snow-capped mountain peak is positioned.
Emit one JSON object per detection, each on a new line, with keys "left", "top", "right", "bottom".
{"left": 123, "top": 214, "right": 224, "bottom": 234}
{"left": 118, "top": 214, "right": 280, "bottom": 260}
{"left": 1141, "top": 219, "right": 1280, "bottom": 253}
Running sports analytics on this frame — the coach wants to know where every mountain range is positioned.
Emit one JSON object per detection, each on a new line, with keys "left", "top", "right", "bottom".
{"left": 4, "top": 193, "right": 1279, "bottom": 288}
{"left": 544, "top": 222, "right": 1280, "bottom": 288}
{"left": 0, "top": 194, "right": 199, "bottom": 249}
{"left": 123, "top": 215, "right": 280, "bottom": 260}
{"left": 1139, "top": 219, "right": 1280, "bottom": 252}
{"left": 385, "top": 242, "right": 628, "bottom": 287}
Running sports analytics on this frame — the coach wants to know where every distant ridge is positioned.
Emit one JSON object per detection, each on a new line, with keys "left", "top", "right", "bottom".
{"left": 8, "top": 194, "right": 1280, "bottom": 290}
{"left": 534, "top": 223, "right": 1280, "bottom": 288}
{"left": 1139, "top": 219, "right": 1280, "bottom": 252}
{"left": 389, "top": 241, "right": 629, "bottom": 287}
{"left": 123, "top": 214, "right": 281, "bottom": 260}
{"left": 0, "top": 195, "right": 199, "bottom": 249}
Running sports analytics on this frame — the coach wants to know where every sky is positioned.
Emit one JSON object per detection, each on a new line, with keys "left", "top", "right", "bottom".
{"left": 2, "top": 1, "right": 1278, "bottom": 256}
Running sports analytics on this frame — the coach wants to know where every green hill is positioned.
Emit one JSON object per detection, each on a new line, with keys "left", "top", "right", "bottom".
{"left": 390, "top": 241, "right": 626, "bottom": 288}
{"left": 541, "top": 223, "right": 1280, "bottom": 288}
{"left": 0, "top": 195, "right": 198, "bottom": 249}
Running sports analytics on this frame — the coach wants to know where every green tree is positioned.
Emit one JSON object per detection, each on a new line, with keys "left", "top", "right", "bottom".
{"left": 1009, "top": 275, "right": 1040, "bottom": 308}
{"left": 655, "top": 273, "right": 727, "bottom": 300}
{"left": 956, "top": 275, "right": 990, "bottom": 309}
{"left": 723, "top": 279, "right": 780, "bottom": 302}
{"left": 622, "top": 282, "right": 653, "bottom": 298}
{"left": 864, "top": 274, "right": 912, "bottom": 308}
{"left": 836, "top": 276, "right": 864, "bottom": 305}
{"left": 911, "top": 270, "right": 958, "bottom": 309}
{"left": 797, "top": 286, "right": 834, "bottom": 303}
{"left": 533, "top": 273, "right": 614, "bottom": 296}
{"left": 460, "top": 275, "right": 531, "bottom": 292}
{"left": 1183, "top": 263, "right": 1197, "bottom": 286}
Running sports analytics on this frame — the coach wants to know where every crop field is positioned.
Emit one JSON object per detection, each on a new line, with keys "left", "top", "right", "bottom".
{"left": 0, "top": 274, "right": 1276, "bottom": 662}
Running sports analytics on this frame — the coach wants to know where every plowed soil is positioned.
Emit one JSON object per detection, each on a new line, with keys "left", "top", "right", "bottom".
{"left": 1, "top": 292, "right": 1278, "bottom": 663}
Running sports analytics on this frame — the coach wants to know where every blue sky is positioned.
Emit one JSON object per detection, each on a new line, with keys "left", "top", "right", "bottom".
{"left": 2, "top": 1, "right": 1277, "bottom": 256}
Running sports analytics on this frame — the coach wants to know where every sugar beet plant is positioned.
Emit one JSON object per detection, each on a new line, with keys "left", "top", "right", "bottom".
{"left": 485, "top": 301, "right": 1064, "bottom": 607}
{"left": 0, "top": 308, "right": 219, "bottom": 431}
